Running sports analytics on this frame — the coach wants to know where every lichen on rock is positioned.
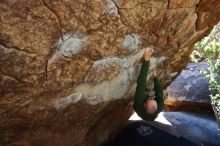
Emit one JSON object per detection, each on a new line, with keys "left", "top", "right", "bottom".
{"left": 122, "top": 33, "right": 141, "bottom": 54}
{"left": 48, "top": 33, "right": 87, "bottom": 64}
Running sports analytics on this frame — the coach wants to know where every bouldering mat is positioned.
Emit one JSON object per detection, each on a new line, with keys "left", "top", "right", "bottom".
{"left": 106, "top": 121, "right": 198, "bottom": 146}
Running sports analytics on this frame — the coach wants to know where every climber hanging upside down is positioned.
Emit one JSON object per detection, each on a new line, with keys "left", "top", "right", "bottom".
{"left": 133, "top": 48, "right": 164, "bottom": 121}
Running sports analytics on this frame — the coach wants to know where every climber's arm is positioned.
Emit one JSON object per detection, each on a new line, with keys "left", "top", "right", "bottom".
{"left": 135, "top": 59, "right": 150, "bottom": 97}
{"left": 154, "top": 77, "right": 164, "bottom": 112}
{"left": 133, "top": 59, "right": 151, "bottom": 116}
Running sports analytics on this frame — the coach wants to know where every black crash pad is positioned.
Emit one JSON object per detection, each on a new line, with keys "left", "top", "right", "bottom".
{"left": 106, "top": 121, "right": 198, "bottom": 146}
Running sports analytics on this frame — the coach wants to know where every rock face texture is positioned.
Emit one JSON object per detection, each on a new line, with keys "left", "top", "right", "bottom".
{"left": 160, "top": 112, "right": 220, "bottom": 146}
{"left": 165, "top": 62, "right": 213, "bottom": 114}
{"left": 0, "top": 0, "right": 220, "bottom": 146}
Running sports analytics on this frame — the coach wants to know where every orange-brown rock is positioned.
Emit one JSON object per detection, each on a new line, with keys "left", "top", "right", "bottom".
{"left": 1, "top": 0, "right": 220, "bottom": 146}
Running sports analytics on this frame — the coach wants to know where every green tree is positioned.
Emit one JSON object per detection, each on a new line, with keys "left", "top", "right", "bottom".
{"left": 192, "top": 22, "right": 220, "bottom": 128}
{"left": 201, "top": 43, "right": 220, "bottom": 127}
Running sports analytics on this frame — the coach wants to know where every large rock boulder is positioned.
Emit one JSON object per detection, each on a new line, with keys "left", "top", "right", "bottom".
{"left": 162, "top": 112, "right": 220, "bottom": 146}
{"left": 1, "top": 0, "right": 220, "bottom": 145}
{"left": 165, "top": 62, "right": 213, "bottom": 114}
{"left": 130, "top": 112, "right": 220, "bottom": 146}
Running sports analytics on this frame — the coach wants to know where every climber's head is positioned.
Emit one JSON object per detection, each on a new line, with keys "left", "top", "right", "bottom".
{"left": 144, "top": 96, "right": 158, "bottom": 115}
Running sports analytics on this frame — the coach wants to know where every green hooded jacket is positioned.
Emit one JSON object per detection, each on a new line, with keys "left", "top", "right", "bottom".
{"left": 133, "top": 59, "right": 164, "bottom": 121}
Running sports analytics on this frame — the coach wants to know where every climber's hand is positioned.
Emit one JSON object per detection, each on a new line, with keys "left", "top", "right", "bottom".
{"left": 153, "top": 68, "right": 158, "bottom": 77}
{"left": 144, "top": 47, "right": 153, "bottom": 61}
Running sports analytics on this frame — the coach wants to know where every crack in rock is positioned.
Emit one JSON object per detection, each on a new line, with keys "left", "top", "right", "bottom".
{"left": 44, "top": 60, "right": 48, "bottom": 82}
{"left": 103, "top": 0, "right": 119, "bottom": 15}
{"left": 103, "top": 0, "right": 126, "bottom": 25}
{"left": 0, "top": 69, "right": 23, "bottom": 83}
{"left": 0, "top": 43, "right": 37, "bottom": 56}
{"left": 41, "top": 0, "right": 64, "bottom": 39}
